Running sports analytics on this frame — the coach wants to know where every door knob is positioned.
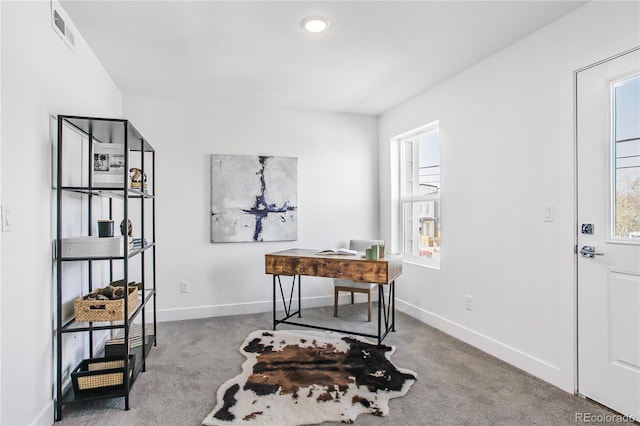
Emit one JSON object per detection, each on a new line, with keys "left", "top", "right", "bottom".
{"left": 580, "top": 246, "right": 604, "bottom": 258}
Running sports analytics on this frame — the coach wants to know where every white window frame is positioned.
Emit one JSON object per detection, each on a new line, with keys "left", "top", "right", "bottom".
{"left": 397, "top": 121, "right": 440, "bottom": 269}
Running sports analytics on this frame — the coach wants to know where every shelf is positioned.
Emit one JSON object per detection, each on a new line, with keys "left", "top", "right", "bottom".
{"left": 60, "top": 186, "right": 154, "bottom": 199}
{"left": 60, "top": 115, "right": 154, "bottom": 152}
{"left": 60, "top": 335, "right": 156, "bottom": 405}
{"left": 127, "top": 243, "right": 156, "bottom": 259}
{"left": 60, "top": 289, "right": 156, "bottom": 334}
{"left": 129, "top": 289, "right": 155, "bottom": 325}
{"left": 55, "top": 115, "right": 157, "bottom": 420}
{"left": 58, "top": 243, "right": 156, "bottom": 262}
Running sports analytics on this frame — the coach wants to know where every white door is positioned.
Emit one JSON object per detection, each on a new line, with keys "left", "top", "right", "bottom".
{"left": 577, "top": 48, "right": 640, "bottom": 420}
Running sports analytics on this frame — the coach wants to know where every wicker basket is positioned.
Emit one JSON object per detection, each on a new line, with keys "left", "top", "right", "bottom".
{"left": 71, "top": 355, "right": 135, "bottom": 395}
{"left": 74, "top": 287, "right": 138, "bottom": 322}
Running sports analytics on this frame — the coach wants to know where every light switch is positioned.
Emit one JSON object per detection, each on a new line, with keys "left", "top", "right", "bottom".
{"left": 2, "top": 204, "right": 15, "bottom": 232}
{"left": 543, "top": 204, "right": 554, "bottom": 222}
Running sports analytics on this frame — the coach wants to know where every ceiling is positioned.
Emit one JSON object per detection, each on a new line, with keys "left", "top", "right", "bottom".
{"left": 61, "top": 1, "right": 587, "bottom": 116}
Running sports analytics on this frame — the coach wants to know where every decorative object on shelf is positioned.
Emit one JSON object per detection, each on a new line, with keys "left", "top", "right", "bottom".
{"left": 61, "top": 236, "right": 124, "bottom": 258}
{"left": 82, "top": 285, "right": 126, "bottom": 300}
{"left": 74, "top": 286, "right": 138, "bottom": 322}
{"left": 203, "top": 329, "right": 416, "bottom": 426}
{"left": 210, "top": 154, "right": 297, "bottom": 243}
{"left": 131, "top": 237, "right": 147, "bottom": 249}
{"left": 71, "top": 355, "right": 135, "bottom": 396}
{"left": 120, "top": 218, "right": 133, "bottom": 237}
{"left": 97, "top": 219, "right": 114, "bottom": 238}
{"left": 92, "top": 142, "right": 125, "bottom": 187}
{"left": 129, "top": 167, "right": 147, "bottom": 190}
{"left": 106, "top": 279, "right": 141, "bottom": 289}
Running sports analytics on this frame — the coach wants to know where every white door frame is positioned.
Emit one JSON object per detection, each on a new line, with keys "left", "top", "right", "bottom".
{"left": 573, "top": 45, "right": 640, "bottom": 397}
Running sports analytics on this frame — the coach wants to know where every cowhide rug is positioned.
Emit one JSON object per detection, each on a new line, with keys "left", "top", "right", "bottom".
{"left": 202, "top": 329, "right": 417, "bottom": 425}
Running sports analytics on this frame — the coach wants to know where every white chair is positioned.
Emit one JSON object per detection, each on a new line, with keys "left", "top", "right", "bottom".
{"left": 333, "top": 239, "right": 384, "bottom": 322}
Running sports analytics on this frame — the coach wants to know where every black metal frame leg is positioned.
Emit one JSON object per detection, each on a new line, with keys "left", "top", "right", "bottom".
{"left": 377, "top": 280, "right": 396, "bottom": 344}
{"left": 273, "top": 275, "right": 301, "bottom": 330}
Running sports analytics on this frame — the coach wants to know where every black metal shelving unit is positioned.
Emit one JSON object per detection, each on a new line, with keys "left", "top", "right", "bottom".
{"left": 54, "top": 115, "right": 157, "bottom": 421}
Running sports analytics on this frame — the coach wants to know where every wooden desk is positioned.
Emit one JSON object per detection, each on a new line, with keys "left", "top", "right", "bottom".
{"left": 265, "top": 249, "right": 402, "bottom": 344}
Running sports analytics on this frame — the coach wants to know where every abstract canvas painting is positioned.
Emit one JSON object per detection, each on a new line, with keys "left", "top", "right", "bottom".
{"left": 211, "top": 154, "right": 297, "bottom": 242}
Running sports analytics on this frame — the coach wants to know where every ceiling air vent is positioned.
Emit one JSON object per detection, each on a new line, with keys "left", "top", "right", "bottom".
{"left": 50, "top": 1, "right": 75, "bottom": 50}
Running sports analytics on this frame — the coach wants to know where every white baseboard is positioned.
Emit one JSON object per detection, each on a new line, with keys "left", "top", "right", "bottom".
{"left": 395, "top": 298, "right": 569, "bottom": 392}
{"left": 157, "top": 294, "right": 361, "bottom": 323}
{"left": 157, "top": 299, "right": 272, "bottom": 322}
{"left": 32, "top": 400, "right": 53, "bottom": 426}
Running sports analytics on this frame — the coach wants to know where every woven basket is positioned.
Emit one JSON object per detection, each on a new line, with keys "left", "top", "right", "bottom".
{"left": 74, "top": 287, "right": 138, "bottom": 322}
{"left": 71, "top": 355, "right": 135, "bottom": 394}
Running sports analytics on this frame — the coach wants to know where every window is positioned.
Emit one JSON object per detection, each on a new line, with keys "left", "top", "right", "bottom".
{"left": 612, "top": 75, "right": 640, "bottom": 240}
{"left": 400, "top": 122, "right": 440, "bottom": 266}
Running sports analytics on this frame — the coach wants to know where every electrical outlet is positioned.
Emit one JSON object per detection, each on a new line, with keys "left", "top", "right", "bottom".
{"left": 465, "top": 295, "right": 472, "bottom": 311}
{"left": 180, "top": 281, "right": 190, "bottom": 293}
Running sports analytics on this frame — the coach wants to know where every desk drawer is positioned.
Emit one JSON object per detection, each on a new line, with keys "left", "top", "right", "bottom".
{"left": 317, "top": 260, "right": 388, "bottom": 283}
{"left": 265, "top": 255, "right": 318, "bottom": 276}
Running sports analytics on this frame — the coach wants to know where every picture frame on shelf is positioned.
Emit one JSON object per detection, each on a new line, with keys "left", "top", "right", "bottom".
{"left": 92, "top": 142, "right": 125, "bottom": 187}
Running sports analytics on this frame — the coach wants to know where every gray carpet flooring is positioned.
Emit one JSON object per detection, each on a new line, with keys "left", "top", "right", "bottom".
{"left": 57, "top": 304, "right": 633, "bottom": 425}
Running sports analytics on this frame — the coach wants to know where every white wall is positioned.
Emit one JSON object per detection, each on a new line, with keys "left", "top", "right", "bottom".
{"left": 379, "top": 1, "right": 639, "bottom": 393}
{"left": 0, "top": 2, "right": 122, "bottom": 425}
{"left": 123, "top": 96, "right": 378, "bottom": 321}
{"left": 0, "top": 3, "right": 3, "bottom": 422}
{"left": 3, "top": 1, "right": 636, "bottom": 423}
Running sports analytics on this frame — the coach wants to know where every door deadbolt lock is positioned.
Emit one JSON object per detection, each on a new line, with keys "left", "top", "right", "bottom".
{"left": 580, "top": 245, "right": 604, "bottom": 258}
{"left": 581, "top": 224, "right": 594, "bottom": 234}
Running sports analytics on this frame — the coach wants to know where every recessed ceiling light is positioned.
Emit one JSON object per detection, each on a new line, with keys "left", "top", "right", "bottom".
{"left": 301, "top": 16, "right": 329, "bottom": 33}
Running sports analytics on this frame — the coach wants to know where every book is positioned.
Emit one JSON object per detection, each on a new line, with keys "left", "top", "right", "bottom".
{"left": 316, "top": 248, "right": 358, "bottom": 255}
{"left": 104, "top": 323, "right": 151, "bottom": 357}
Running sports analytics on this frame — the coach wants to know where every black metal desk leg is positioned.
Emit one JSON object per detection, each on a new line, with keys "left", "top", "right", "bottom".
{"left": 392, "top": 280, "right": 396, "bottom": 332}
{"left": 273, "top": 275, "right": 277, "bottom": 330}
{"left": 377, "top": 284, "right": 382, "bottom": 345}
{"left": 298, "top": 275, "right": 302, "bottom": 318}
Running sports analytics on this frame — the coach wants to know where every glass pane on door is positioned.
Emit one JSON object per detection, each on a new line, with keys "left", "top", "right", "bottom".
{"left": 613, "top": 75, "right": 640, "bottom": 240}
